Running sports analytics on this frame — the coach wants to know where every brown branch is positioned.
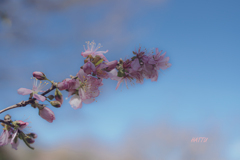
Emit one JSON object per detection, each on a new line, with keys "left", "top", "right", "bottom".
{"left": 0, "top": 120, "right": 14, "bottom": 128}
{"left": 0, "top": 84, "right": 56, "bottom": 114}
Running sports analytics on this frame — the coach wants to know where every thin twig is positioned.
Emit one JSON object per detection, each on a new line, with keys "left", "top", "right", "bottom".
{"left": 0, "top": 120, "right": 14, "bottom": 128}
{"left": 0, "top": 84, "right": 56, "bottom": 114}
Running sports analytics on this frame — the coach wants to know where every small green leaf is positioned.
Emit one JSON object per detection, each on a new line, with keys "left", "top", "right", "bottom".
{"left": 19, "top": 132, "right": 34, "bottom": 150}
{"left": 95, "top": 59, "right": 103, "bottom": 66}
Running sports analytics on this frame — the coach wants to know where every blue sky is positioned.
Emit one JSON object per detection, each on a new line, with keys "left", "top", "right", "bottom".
{"left": 0, "top": 0, "right": 240, "bottom": 159}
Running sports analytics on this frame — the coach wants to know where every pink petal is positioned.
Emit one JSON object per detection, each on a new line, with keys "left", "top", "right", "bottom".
{"left": 97, "top": 63, "right": 108, "bottom": 70}
{"left": 109, "top": 69, "right": 121, "bottom": 81}
{"left": 39, "top": 107, "right": 55, "bottom": 123}
{"left": 17, "top": 120, "right": 29, "bottom": 130}
{"left": 124, "top": 79, "right": 129, "bottom": 89}
{"left": 116, "top": 78, "right": 124, "bottom": 90}
{"left": 151, "top": 71, "right": 158, "bottom": 82}
{"left": 83, "top": 62, "right": 96, "bottom": 74}
{"left": 69, "top": 95, "right": 82, "bottom": 109}
{"left": 11, "top": 130, "right": 19, "bottom": 150}
{"left": 77, "top": 69, "right": 87, "bottom": 82}
{"left": 79, "top": 88, "right": 87, "bottom": 101}
{"left": 91, "top": 90, "right": 100, "bottom": 97}
{"left": 17, "top": 88, "right": 32, "bottom": 95}
{"left": 33, "top": 94, "right": 46, "bottom": 102}
{"left": 131, "top": 58, "right": 141, "bottom": 71}
{"left": 81, "top": 51, "right": 92, "bottom": 57}
{"left": 0, "top": 130, "right": 10, "bottom": 146}
{"left": 68, "top": 89, "right": 76, "bottom": 97}
{"left": 83, "top": 98, "right": 95, "bottom": 104}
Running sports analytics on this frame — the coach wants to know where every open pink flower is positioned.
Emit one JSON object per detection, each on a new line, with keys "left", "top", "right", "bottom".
{"left": 83, "top": 62, "right": 109, "bottom": 79}
{"left": 17, "top": 78, "right": 47, "bottom": 102}
{"left": 0, "top": 120, "right": 29, "bottom": 150}
{"left": 11, "top": 120, "right": 29, "bottom": 150}
{"left": 109, "top": 69, "right": 133, "bottom": 90}
{"left": 69, "top": 69, "right": 103, "bottom": 109}
{"left": 81, "top": 41, "right": 109, "bottom": 61}
{"left": 148, "top": 48, "right": 171, "bottom": 70}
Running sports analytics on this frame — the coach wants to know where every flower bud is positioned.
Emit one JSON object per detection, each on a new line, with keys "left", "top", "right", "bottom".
{"left": 38, "top": 106, "right": 55, "bottom": 123}
{"left": 4, "top": 114, "right": 11, "bottom": 122}
{"left": 55, "top": 89, "right": 63, "bottom": 104}
{"left": 50, "top": 101, "right": 61, "bottom": 108}
{"left": 33, "top": 71, "right": 47, "bottom": 80}
{"left": 105, "top": 60, "right": 118, "bottom": 72}
{"left": 26, "top": 133, "right": 38, "bottom": 139}
{"left": 12, "top": 120, "right": 29, "bottom": 130}
{"left": 25, "top": 136, "right": 35, "bottom": 144}
{"left": 47, "top": 95, "right": 54, "bottom": 100}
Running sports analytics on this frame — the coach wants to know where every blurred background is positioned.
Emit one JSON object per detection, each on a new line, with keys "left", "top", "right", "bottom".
{"left": 0, "top": 0, "right": 240, "bottom": 159}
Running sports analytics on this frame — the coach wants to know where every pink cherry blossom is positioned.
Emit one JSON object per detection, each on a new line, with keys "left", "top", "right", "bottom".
{"left": 83, "top": 61, "right": 96, "bottom": 75}
{"left": 39, "top": 106, "right": 55, "bottom": 123}
{"left": 11, "top": 120, "right": 30, "bottom": 150}
{"left": 69, "top": 69, "right": 103, "bottom": 109}
{"left": 130, "top": 58, "right": 141, "bottom": 71}
{"left": 83, "top": 62, "right": 109, "bottom": 79}
{"left": 17, "top": 78, "right": 47, "bottom": 102}
{"left": 109, "top": 69, "right": 133, "bottom": 90}
{"left": 148, "top": 48, "right": 171, "bottom": 70}
{"left": 81, "top": 41, "right": 108, "bottom": 61}
{"left": 0, "top": 120, "right": 30, "bottom": 150}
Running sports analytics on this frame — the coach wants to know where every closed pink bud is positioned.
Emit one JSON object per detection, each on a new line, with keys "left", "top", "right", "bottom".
{"left": 25, "top": 136, "right": 35, "bottom": 144}
{"left": 33, "top": 71, "right": 47, "bottom": 80}
{"left": 26, "top": 133, "right": 38, "bottom": 139}
{"left": 39, "top": 106, "right": 55, "bottom": 123}
{"left": 105, "top": 60, "right": 118, "bottom": 72}
{"left": 14, "top": 120, "right": 29, "bottom": 130}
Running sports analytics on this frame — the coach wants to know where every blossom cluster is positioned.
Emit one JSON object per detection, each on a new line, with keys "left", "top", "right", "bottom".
{"left": 0, "top": 115, "right": 37, "bottom": 150}
{"left": 0, "top": 41, "right": 171, "bottom": 150}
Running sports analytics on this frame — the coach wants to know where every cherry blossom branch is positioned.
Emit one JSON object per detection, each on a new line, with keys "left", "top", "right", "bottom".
{"left": 0, "top": 84, "right": 56, "bottom": 114}
{"left": 0, "top": 41, "right": 172, "bottom": 151}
